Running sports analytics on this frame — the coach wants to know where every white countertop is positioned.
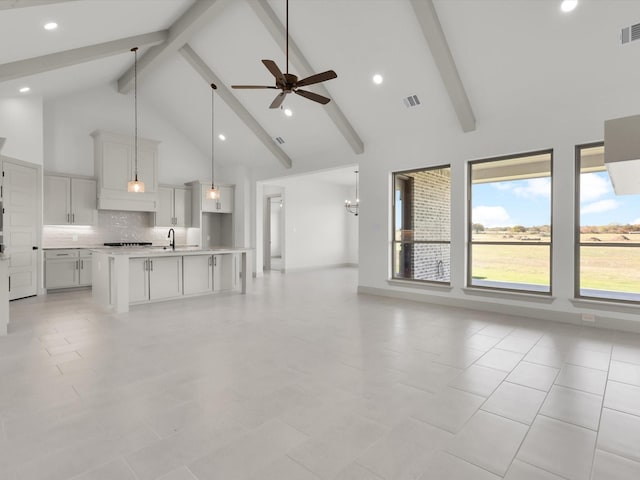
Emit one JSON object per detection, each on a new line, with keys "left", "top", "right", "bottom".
{"left": 92, "top": 247, "right": 251, "bottom": 257}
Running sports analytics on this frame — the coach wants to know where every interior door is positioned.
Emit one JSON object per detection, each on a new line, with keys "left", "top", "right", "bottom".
{"left": 3, "top": 159, "right": 39, "bottom": 300}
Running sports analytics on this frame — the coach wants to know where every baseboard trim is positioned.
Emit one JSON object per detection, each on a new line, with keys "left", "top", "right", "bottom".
{"left": 357, "top": 285, "right": 640, "bottom": 334}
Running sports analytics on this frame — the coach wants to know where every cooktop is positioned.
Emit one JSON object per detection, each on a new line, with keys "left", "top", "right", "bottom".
{"left": 103, "top": 242, "right": 153, "bottom": 247}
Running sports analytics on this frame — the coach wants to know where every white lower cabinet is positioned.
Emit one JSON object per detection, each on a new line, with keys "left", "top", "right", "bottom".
{"left": 149, "top": 257, "right": 183, "bottom": 300}
{"left": 129, "top": 256, "right": 183, "bottom": 303}
{"left": 129, "top": 258, "right": 149, "bottom": 304}
{"left": 79, "top": 251, "right": 92, "bottom": 286}
{"left": 183, "top": 255, "right": 212, "bottom": 295}
{"left": 45, "top": 249, "right": 93, "bottom": 290}
{"left": 213, "top": 253, "right": 241, "bottom": 292}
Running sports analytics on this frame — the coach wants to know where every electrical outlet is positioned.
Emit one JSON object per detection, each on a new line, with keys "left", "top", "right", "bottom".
{"left": 582, "top": 313, "right": 596, "bottom": 323}
{"left": 72, "top": 235, "right": 78, "bottom": 242}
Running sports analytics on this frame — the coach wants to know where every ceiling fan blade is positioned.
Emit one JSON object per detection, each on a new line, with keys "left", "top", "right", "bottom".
{"left": 296, "top": 70, "right": 337, "bottom": 87}
{"left": 294, "top": 89, "right": 331, "bottom": 105}
{"left": 269, "top": 92, "right": 287, "bottom": 109}
{"left": 231, "top": 85, "right": 278, "bottom": 89}
{"left": 262, "top": 59, "right": 286, "bottom": 85}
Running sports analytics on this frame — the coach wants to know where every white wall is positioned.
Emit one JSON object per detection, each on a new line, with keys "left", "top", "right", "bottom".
{"left": 0, "top": 96, "right": 43, "bottom": 165}
{"left": 43, "top": 84, "right": 210, "bottom": 183}
{"left": 357, "top": 102, "right": 640, "bottom": 331}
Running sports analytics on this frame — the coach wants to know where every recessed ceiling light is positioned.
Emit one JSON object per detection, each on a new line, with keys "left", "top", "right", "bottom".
{"left": 218, "top": 134, "right": 226, "bottom": 141}
{"left": 560, "top": 0, "right": 578, "bottom": 12}
{"left": 284, "top": 108, "right": 293, "bottom": 117}
{"left": 44, "top": 22, "right": 58, "bottom": 30}
{"left": 19, "top": 86, "right": 30, "bottom": 93}
{"left": 372, "top": 74, "right": 383, "bottom": 85}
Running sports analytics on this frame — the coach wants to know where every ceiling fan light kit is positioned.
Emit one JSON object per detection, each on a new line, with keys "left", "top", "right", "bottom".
{"left": 231, "top": 0, "right": 337, "bottom": 108}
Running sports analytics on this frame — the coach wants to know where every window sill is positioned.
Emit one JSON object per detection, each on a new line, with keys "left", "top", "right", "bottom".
{"left": 463, "top": 287, "right": 556, "bottom": 304}
{"left": 387, "top": 278, "right": 453, "bottom": 291}
{"left": 570, "top": 298, "right": 639, "bottom": 314}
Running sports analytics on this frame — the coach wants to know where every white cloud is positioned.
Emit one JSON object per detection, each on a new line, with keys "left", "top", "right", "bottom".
{"left": 580, "top": 173, "right": 613, "bottom": 203}
{"left": 512, "top": 178, "right": 551, "bottom": 199}
{"left": 581, "top": 199, "right": 620, "bottom": 214}
{"left": 472, "top": 206, "right": 511, "bottom": 227}
{"left": 634, "top": 218, "right": 640, "bottom": 225}
{"left": 493, "top": 182, "right": 513, "bottom": 191}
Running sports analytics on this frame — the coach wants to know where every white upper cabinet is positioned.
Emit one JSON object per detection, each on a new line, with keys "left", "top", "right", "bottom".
{"left": 200, "top": 184, "right": 233, "bottom": 213}
{"left": 91, "top": 130, "right": 159, "bottom": 212}
{"left": 155, "top": 186, "right": 191, "bottom": 227}
{"left": 44, "top": 175, "right": 97, "bottom": 225}
{"left": 71, "top": 178, "right": 98, "bottom": 225}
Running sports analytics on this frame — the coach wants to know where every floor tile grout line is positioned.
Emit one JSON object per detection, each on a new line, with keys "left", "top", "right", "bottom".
{"left": 514, "top": 457, "right": 572, "bottom": 480}
{"left": 587, "top": 343, "right": 613, "bottom": 480}
{"left": 502, "top": 352, "right": 563, "bottom": 477}
{"left": 352, "top": 460, "right": 388, "bottom": 480}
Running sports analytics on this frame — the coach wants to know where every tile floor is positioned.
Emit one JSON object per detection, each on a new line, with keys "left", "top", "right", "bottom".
{"left": 1, "top": 267, "right": 640, "bottom": 479}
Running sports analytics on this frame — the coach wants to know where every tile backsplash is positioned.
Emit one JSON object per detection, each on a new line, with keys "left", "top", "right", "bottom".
{"left": 43, "top": 210, "right": 191, "bottom": 247}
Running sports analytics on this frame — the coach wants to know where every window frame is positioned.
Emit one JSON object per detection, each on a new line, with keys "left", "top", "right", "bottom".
{"left": 574, "top": 141, "right": 640, "bottom": 304}
{"left": 391, "top": 164, "right": 452, "bottom": 285}
{"left": 467, "top": 149, "right": 554, "bottom": 295}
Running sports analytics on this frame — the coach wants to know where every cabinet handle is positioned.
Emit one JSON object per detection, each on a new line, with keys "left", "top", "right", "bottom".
{"left": 67, "top": 213, "right": 70, "bottom": 223}
{"left": 208, "top": 256, "right": 212, "bottom": 266}
{"left": 75, "top": 260, "right": 79, "bottom": 270}
{"left": 80, "top": 260, "right": 83, "bottom": 269}
{"left": 144, "top": 260, "right": 148, "bottom": 271}
{"left": 150, "top": 260, "right": 153, "bottom": 271}
{"left": 213, "top": 256, "right": 217, "bottom": 267}
{"left": 72, "top": 213, "right": 75, "bottom": 223}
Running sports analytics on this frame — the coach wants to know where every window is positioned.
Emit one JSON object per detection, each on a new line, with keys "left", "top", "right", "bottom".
{"left": 392, "top": 166, "right": 451, "bottom": 284}
{"left": 468, "top": 150, "right": 552, "bottom": 293}
{"left": 576, "top": 143, "right": 640, "bottom": 302}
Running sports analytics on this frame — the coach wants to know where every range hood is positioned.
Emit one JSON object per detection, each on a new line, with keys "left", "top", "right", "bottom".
{"left": 604, "top": 115, "right": 640, "bottom": 195}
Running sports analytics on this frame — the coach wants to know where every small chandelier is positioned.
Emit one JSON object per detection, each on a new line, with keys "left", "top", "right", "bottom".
{"left": 127, "top": 47, "right": 145, "bottom": 193}
{"left": 206, "top": 83, "right": 219, "bottom": 200}
{"left": 344, "top": 170, "right": 359, "bottom": 216}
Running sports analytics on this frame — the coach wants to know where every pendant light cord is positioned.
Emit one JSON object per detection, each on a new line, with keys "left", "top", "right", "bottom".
{"left": 355, "top": 170, "right": 359, "bottom": 203}
{"left": 132, "top": 47, "right": 139, "bottom": 181}
{"left": 286, "top": 0, "right": 289, "bottom": 75}
{"left": 211, "top": 83, "right": 216, "bottom": 189}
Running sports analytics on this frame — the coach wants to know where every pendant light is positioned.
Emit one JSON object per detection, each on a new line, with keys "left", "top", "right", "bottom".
{"left": 206, "top": 83, "right": 219, "bottom": 200}
{"left": 345, "top": 170, "right": 360, "bottom": 216}
{"left": 127, "top": 47, "right": 145, "bottom": 193}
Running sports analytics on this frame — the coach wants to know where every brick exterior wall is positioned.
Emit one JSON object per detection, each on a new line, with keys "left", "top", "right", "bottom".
{"left": 408, "top": 168, "right": 451, "bottom": 282}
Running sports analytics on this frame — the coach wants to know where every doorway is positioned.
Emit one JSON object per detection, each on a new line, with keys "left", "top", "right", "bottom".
{"left": 264, "top": 194, "right": 283, "bottom": 272}
{"left": 2, "top": 158, "right": 41, "bottom": 300}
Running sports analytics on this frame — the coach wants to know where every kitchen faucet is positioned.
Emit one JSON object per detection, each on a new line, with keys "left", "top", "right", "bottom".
{"left": 168, "top": 228, "right": 175, "bottom": 250}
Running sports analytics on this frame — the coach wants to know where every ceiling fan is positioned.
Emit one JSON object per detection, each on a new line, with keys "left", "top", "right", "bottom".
{"left": 231, "top": 0, "right": 337, "bottom": 109}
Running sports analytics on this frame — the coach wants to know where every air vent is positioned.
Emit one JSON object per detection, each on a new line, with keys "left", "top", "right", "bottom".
{"left": 621, "top": 23, "right": 640, "bottom": 44}
{"left": 403, "top": 94, "right": 421, "bottom": 108}
{"left": 274, "top": 136, "right": 285, "bottom": 145}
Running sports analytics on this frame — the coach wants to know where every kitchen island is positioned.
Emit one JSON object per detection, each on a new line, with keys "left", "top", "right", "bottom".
{"left": 92, "top": 247, "right": 251, "bottom": 313}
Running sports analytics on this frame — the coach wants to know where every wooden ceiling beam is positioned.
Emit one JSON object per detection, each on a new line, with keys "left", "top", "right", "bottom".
{"left": 410, "top": 0, "right": 476, "bottom": 132}
{"left": 117, "top": 0, "right": 223, "bottom": 94}
{"left": 180, "top": 44, "right": 293, "bottom": 169}
{"left": 249, "top": 0, "right": 364, "bottom": 155}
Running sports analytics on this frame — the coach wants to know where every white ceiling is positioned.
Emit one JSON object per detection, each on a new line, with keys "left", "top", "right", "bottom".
{"left": 2, "top": 0, "right": 640, "bottom": 185}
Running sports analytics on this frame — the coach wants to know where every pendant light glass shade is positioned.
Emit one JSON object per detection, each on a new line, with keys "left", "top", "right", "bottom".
{"left": 345, "top": 170, "right": 359, "bottom": 216}
{"left": 128, "top": 47, "right": 145, "bottom": 193}
{"left": 207, "top": 83, "right": 218, "bottom": 201}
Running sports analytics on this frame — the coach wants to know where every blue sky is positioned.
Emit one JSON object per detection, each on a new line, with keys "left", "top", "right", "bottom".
{"left": 472, "top": 172, "right": 640, "bottom": 228}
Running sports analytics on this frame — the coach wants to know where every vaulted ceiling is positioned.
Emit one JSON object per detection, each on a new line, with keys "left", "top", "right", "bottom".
{"left": 1, "top": 0, "right": 640, "bottom": 178}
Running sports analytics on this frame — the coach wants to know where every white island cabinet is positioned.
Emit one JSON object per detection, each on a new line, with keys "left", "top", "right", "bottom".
{"left": 129, "top": 256, "right": 182, "bottom": 303}
{"left": 92, "top": 248, "right": 250, "bottom": 313}
{"left": 183, "top": 255, "right": 213, "bottom": 296}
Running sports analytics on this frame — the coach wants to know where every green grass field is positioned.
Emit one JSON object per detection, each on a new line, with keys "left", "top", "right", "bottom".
{"left": 472, "top": 243, "right": 640, "bottom": 293}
